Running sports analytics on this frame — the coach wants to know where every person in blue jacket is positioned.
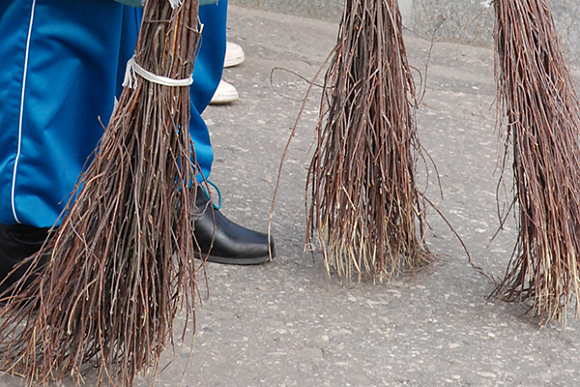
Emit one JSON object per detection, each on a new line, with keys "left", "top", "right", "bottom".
{"left": 0, "top": 0, "right": 274, "bottom": 294}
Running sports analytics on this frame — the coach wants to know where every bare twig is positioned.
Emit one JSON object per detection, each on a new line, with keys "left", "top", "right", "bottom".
{"left": 0, "top": 0, "right": 202, "bottom": 385}
{"left": 492, "top": 0, "right": 580, "bottom": 326}
{"left": 307, "top": 0, "right": 432, "bottom": 281}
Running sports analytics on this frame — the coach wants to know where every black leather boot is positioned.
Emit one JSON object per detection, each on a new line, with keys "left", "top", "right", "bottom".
{"left": 194, "top": 188, "right": 274, "bottom": 265}
{"left": 0, "top": 223, "right": 50, "bottom": 298}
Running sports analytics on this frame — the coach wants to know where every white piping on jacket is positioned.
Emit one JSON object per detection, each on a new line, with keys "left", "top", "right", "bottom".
{"left": 11, "top": 0, "right": 37, "bottom": 223}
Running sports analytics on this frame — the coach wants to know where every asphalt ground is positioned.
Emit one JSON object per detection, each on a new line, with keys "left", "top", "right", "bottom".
{"left": 2, "top": 5, "right": 580, "bottom": 387}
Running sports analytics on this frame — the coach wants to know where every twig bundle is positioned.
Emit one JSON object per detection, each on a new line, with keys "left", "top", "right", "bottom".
{"left": 0, "top": 0, "right": 201, "bottom": 385}
{"left": 307, "top": 0, "right": 431, "bottom": 280}
{"left": 492, "top": 0, "right": 580, "bottom": 325}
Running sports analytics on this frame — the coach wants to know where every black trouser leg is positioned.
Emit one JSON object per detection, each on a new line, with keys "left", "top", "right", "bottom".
{"left": 0, "top": 223, "right": 49, "bottom": 296}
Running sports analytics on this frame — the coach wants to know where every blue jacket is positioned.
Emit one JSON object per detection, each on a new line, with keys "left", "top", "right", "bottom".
{"left": 0, "top": 0, "right": 227, "bottom": 227}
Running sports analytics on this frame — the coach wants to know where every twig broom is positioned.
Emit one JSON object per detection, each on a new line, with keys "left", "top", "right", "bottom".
{"left": 307, "top": 0, "right": 431, "bottom": 281}
{"left": 492, "top": 0, "right": 580, "bottom": 326}
{"left": 0, "top": 0, "right": 201, "bottom": 385}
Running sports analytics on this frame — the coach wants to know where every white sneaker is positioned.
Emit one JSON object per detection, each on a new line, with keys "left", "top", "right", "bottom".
{"left": 224, "top": 42, "right": 245, "bottom": 68}
{"left": 210, "top": 80, "right": 239, "bottom": 105}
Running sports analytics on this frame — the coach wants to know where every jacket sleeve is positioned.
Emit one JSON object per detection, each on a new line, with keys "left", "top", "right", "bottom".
{"left": 111, "top": 0, "right": 145, "bottom": 7}
{"left": 113, "top": 0, "right": 217, "bottom": 7}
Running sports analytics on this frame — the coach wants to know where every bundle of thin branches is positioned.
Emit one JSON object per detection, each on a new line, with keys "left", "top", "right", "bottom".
{"left": 492, "top": 0, "right": 580, "bottom": 325}
{"left": 307, "top": 0, "right": 431, "bottom": 281}
{"left": 0, "top": 0, "right": 201, "bottom": 385}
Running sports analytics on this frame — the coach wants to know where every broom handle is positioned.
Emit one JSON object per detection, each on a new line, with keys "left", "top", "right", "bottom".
{"left": 135, "top": 0, "right": 200, "bottom": 81}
